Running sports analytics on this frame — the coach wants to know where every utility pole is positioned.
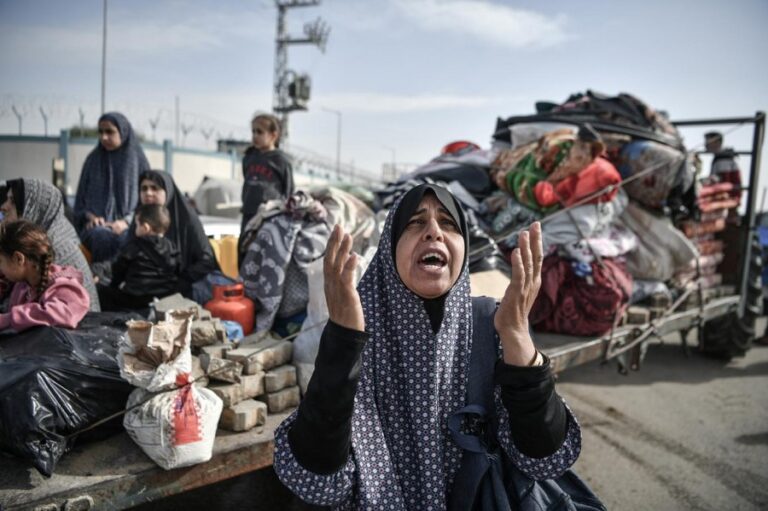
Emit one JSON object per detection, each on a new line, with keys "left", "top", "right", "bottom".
{"left": 273, "top": 0, "right": 330, "bottom": 144}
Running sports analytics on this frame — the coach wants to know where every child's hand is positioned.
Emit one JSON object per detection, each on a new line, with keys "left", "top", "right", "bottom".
{"left": 108, "top": 220, "right": 129, "bottom": 235}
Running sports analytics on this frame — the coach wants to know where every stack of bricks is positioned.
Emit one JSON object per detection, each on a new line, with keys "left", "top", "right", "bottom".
{"left": 155, "top": 294, "right": 302, "bottom": 433}
{"left": 676, "top": 182, "right": 739, "bottom": 293}
{"left": 197, "top": 335, "right": 300, "bottom": 433}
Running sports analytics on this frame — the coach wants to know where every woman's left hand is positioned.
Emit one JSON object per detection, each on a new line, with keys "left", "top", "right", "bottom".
{"left": 108, "top": 220, "right": 129, "bottom": 235}
{"left": 494, "top": 221, "right": 543, "bottom": 366}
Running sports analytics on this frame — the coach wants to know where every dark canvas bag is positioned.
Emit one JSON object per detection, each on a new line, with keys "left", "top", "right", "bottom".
{"left": 447, "top": 296, "right": 607, "bottom": 511}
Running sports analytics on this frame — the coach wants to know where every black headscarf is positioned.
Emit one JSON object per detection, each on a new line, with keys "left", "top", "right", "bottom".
{"left": 389, "top": 183, "right": 469, "bottom": 333}
{"left": 137, "top": 170, "right": 219, "bottom": 283}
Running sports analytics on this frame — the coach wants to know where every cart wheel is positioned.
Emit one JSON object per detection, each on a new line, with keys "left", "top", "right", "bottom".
{"left": 699, "top": 232, "right": 761, "bottom": 359}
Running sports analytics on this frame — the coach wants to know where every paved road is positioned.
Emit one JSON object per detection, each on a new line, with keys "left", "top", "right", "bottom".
{"left": 557, "top": 333, "right": 768, "bottom": 510}
{"left": 134, "top": 329, "right": 768, "bottom": 511}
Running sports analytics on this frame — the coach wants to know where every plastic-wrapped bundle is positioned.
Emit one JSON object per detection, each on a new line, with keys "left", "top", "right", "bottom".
{"left": 0, "top": 313, "right": 136, "bottom": 476}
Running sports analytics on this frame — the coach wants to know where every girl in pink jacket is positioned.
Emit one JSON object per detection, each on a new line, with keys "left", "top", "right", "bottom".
{"left": 0, "top": 220, "right": 90, "bottom": 332}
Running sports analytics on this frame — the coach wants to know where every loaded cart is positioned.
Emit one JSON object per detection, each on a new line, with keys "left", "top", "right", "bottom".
{"left": 487, "top": 105, "right": 765, "bottom": 374}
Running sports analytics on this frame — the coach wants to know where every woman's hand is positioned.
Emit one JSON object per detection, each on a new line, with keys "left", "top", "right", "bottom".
{"left": 324, "top": 224, "right": 365, "bottom": 332}
{"left": 494, "top": 221, "right": 543, "bottom": 366}
{"left": 108, "top": 219, "right": 129, "bottom": 235}
{"left": 85, "top": 212, "right": 106, "bottom": 229}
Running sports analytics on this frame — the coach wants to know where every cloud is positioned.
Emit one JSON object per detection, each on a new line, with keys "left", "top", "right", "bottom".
{"left": 394, "top": 0, "right": 570, "bottom": 49}
{"left": 317, "top": 92, "right": 505, "bottom": 113}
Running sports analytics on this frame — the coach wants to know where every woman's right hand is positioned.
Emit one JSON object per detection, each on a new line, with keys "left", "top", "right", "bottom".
{"left": 324, "top": 224, "right": 365, "bottom": 332}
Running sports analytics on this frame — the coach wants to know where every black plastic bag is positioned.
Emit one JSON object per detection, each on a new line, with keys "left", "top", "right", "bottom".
{"left": 0, "top": 312, "right": 137, "bottom": 477}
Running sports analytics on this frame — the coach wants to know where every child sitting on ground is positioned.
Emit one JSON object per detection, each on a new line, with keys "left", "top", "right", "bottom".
{"left": 0, "top": 220, "right": 90, "bottom": 332}
{"left": 98, "top": 203, "right": 180, "bottom": 311}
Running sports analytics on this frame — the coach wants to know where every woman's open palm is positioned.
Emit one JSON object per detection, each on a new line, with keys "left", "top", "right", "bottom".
{"left": 324, "top": 224, "right": 365, "bottom": 332}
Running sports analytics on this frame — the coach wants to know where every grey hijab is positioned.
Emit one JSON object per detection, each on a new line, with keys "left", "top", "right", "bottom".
{"left": 8, "top": 178, "right": 100, "bottom": 311}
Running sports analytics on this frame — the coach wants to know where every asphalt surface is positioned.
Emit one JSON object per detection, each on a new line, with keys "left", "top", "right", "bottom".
{"left": 133, "top": 326, "right": 768, "bottom": 511}
{"left": 557, "top": 331, "right": 768, "bottom": 510}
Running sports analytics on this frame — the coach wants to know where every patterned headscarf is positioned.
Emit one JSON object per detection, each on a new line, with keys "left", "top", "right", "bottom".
{"left": 351, "top": 184, "right": 472, "bottom": 509}
{"left": 74, "top": 112, "right": 149, "bottom": 231}
{"left": 6, "top": 178, "right": 100, "bottom": 311}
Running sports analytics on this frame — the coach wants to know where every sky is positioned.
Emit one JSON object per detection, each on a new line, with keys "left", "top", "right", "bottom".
{"left": 1, "top": 0, "right": 767, "bottom": 186}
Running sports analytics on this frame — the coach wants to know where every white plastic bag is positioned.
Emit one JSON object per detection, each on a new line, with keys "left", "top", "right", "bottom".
{"left": 117, "top": 313, "right": 193, "bottom": 392}
{"left": 293, "top": 247, "right": 376, "bottom": 394}
{"left": 123, "top": 381, "right": 223, "bottom": 470}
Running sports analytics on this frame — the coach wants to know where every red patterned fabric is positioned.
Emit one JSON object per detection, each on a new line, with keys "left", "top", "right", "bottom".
{"left": 531, "top": 255, "right": 632, "bottom": 336}
{"left": 534, "top": 157, "right": 622, "bottom": 208}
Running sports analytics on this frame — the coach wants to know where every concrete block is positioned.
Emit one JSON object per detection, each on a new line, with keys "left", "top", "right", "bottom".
{"left": 211, "top": 318, "right": 228, "bottom": 342}
{"left": 649, "top": 293, "right": 671, "bottom": 308}
{"left": 199, "top": 342, "right": 234, "bottom": 360}
{"left": 190, "top": 355, "right": 208, "bottom": 387}
{"left": 209, "top": 382, "right": 244, "bottom": 407}
{"left": 265, "top": 365, "right": 297, "bottom": 393}
{"left": 625, "top": 306, "right": 650, "bottom": 325}
{"left": 191, "top": 319, "right": 219, "bottom": 347}
{"left": 228, "top": 337, "right": 292, "bottom": 372}
{"left": 259, "top": 385, "right": 300, "bottom": 413}
{"left": 203, "top": 357, "right": 243, "bottom": 383}
{"left": 153, "top": 293, "right": 205, "bottom": 321}
{"left": 225, "top": 347, "right": 264, "bottom": 375}
{"left": 241, "top": 371, "right": 266, "bottom": 399}
{"left": 219, "top": 399, "right": 267, "bottom": 432}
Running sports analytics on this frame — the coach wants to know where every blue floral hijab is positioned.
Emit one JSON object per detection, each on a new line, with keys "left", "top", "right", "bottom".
{"left": 74, "top": 112, "right": 149, "bottom": 232}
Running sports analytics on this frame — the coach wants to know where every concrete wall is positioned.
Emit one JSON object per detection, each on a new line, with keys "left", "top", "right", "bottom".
{"left": 0, "top": 137, "right": 58, "bottom": 184}
{"left": 0, "top": 133, "right": 329, "bottom": 197}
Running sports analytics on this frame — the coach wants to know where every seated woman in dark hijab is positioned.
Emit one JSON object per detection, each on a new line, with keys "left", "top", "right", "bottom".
{"left": 133, "top": 170, "right": 219, "bottom": 298}
{"left": 274, "top": 184, "right": 581, "bottom": 508}
{"left": 1, "top": 179, "right": 100, "bottom": 312}
{"left": 75, "top": 112, "right": 149, "bottom": 262}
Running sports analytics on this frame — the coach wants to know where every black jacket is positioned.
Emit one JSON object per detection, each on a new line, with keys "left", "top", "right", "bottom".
{"left": 241, "top": 148, "right": 294, "bottom": 220}
{"left": 111, "top": 235, "right": 181, "bottom": 298}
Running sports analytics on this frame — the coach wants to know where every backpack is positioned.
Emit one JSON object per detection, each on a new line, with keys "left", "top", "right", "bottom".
{"left": 446, "top": 296, "right": 607, "bottom": 511}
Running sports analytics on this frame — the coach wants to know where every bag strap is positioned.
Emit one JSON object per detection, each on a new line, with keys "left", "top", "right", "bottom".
{"left": 448, "top": 296, "right": 499, "bottom": 444}
{"left": 467, "top": 295, "right": 499, "bottom": 410}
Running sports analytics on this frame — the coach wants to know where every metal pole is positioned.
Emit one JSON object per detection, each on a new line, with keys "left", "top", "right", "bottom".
{"left": 39, "top": 107, "right": 48, "bottom": 136}
{"left": 101, "top": 0, "right": 107, "bottom": 115}
{"left": 739, "top": 111, "right": 765, "bottom": 316}
{"left": 174, "top": 95, "right": 180, "bottom": 146}
{"left": 11, "top": 105, "right": 22, "bottom": 135}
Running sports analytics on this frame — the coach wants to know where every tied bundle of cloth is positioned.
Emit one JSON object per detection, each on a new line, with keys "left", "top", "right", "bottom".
{"left": 490, "top": 125, "right": 622, "bottom": 214}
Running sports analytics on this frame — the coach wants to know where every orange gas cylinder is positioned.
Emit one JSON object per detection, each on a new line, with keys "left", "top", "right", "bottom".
{"left": 204, "top": 283, "right": 255, "bottom": 335}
